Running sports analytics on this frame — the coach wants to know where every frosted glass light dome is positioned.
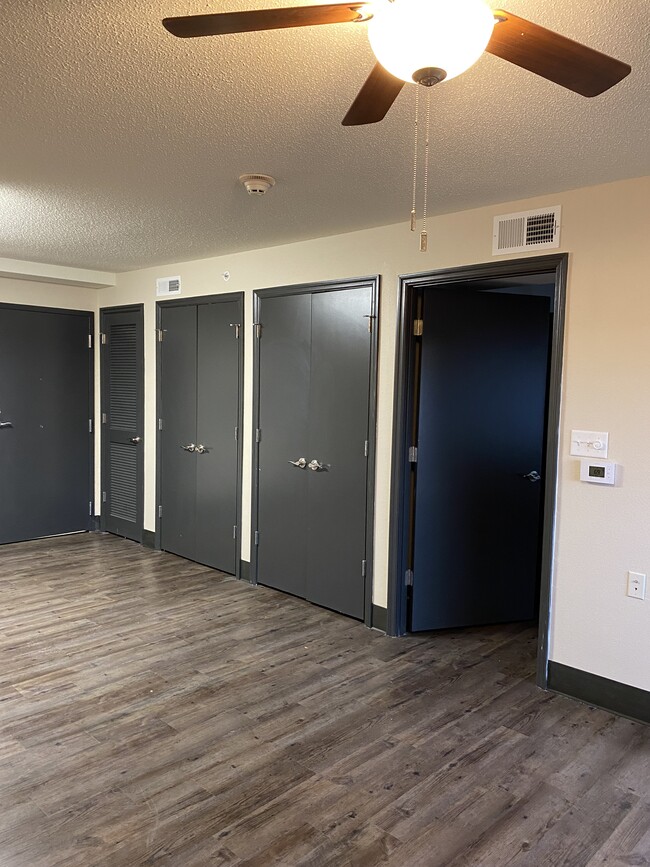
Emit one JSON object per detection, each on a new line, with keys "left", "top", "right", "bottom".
{"left": 367, "top": 0, "right": 495, "bottom": 85}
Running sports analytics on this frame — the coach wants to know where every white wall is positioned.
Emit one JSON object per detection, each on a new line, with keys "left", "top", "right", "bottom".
{"left": 3, "top": 177, "right": 649, "bottom": 693}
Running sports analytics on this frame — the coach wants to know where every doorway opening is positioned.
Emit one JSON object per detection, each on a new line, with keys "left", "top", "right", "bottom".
{"left": 388, "top": 255, "right": 568, "bottom": 687}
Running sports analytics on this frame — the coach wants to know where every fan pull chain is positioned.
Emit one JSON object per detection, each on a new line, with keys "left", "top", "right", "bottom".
{"left": 410, "top": 86, "right": 419, "bottom": 232}
{"left": 420, "top": 86, "right": 431, "bottom": 253}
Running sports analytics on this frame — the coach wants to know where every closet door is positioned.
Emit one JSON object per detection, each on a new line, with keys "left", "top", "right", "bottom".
{"left": 101, "top": 307, "right": 144, "bottom": 543}
{"left": 160, "top": 304, "right": 198, "bottom": 562}
{"left": 305, "top": 286, "right": 372, "bottom": 618}
{"left": 256, "top": 293, "right": 311, "bottom": 598}
{"left": 159, "top": 296, "right": 242, "bottom": 573}
{"left": 256, "top": 284, "right": 374, "bottom": 619}
{"left": 194, "top": 300, "right": 240, "bottom": 573}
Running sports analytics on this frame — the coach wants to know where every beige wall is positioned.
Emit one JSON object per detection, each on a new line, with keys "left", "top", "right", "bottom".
{"left": 3, "top": 176, "right": 649, "bottom": 693}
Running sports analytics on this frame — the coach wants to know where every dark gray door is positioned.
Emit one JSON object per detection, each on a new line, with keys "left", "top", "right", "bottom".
{"left": 0, "top": 305, "right": 92, "bottom": 544}
{"left": 305, "top": 288, "right": 372, "bottom": 617}
{"left": 257, "top": 293, "right": 311, "bottom": 598}
{"left": 195, "top": 301, "right": 240, "bottom": 571}
{"left": 411, "top": 286, "right": 551, "bottom": 631}
{"left": 100, "top": 307, "right": 144, "bottom": 543}
{"left": 160, "top": 304, "right": 197, "bottom": 562}
{"left": 159, "top": 298, "right": 241, "bottom": 573}
{"left": 257, "top": 285, "right": 373, "bottom": 619}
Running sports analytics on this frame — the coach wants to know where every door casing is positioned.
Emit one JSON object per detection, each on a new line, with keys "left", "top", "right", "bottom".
{"left": 155, "top": 292, "right": 245, "bottom": 578}
{"left": 387, "top": 254, "right": 568, "bottom": 687}
{"left": 250, "top": 277, "right": 380, "bottom": 627}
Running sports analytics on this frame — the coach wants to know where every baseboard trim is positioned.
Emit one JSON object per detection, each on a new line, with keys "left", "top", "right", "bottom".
{"left": 548, "top": 661, "right": 649, "bottom": 725}
{"left": 371, "top": 604, "right": 387, "bottom": 632}
{"left": 239, "top": 559, "right": 251, "bottom": 583}
{"left": 142, "top": 530, "right": 156, "bottom": 549}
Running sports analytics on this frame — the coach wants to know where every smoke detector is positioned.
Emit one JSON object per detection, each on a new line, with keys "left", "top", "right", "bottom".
{"left": 239, "top": 173, "right": 276, "bottom": 196}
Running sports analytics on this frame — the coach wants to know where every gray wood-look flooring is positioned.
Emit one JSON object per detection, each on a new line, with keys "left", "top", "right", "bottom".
{"left": 0, "top": 533, "right": 647, "bottom": 866}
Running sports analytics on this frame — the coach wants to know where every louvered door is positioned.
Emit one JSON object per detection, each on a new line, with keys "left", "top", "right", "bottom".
{"left": 100, "top": 307, "right": 144, "bottom": 542}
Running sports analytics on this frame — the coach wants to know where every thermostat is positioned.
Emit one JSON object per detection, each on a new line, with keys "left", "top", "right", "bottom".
{"left": 580, "top": 459, "right": 617, "bottom": 485}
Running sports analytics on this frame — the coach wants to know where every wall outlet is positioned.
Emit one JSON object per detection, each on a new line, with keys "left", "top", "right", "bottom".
{"left": 627, "top": 571, "right": 646, "bottom": 600}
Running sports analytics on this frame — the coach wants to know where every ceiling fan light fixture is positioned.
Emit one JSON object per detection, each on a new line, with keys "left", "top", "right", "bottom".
{"left": 367, "top": 0, "right": 495, "bottom": 86}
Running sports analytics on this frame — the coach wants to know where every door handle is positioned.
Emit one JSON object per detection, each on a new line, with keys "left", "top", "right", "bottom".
{"left": 0, "top": 422, "right": 13, "bottom": 429}
{"left": 288, "top": 457, "right": 307, "bottom": 468}
{"left": 181, "top": 443, "right": 196, "bottom": 452}
{"left": 308, "top": 459, "right": 325, "bottom": 472}
{"left": 195, "top": 444, "right": 208, "bottom": 454}
{"left": 522, "top": 470, "right": 541, "bottom": 482}
{"left": 130, "top": 436, "right": 142, "bottom": 444}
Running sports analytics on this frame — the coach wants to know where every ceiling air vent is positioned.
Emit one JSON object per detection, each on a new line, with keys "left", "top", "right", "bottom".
{"left": 492, "top": 206, "right": 561, "bottom": 255}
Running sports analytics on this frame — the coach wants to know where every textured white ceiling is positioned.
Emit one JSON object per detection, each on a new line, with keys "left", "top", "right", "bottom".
{"left": 0, "top": 0, "right": 648, "bottom": 271}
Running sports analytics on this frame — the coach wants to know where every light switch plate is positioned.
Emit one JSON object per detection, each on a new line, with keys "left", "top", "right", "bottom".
{"left": 570, "top": 430, "right": 609, "bottom": 458}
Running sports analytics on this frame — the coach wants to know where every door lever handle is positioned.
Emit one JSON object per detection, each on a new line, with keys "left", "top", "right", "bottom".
{"left": 195, "top": 444, "right": 208, "bottom": 454}
{"left": 308, "top": 459, "right": 325, "bottom": 472}
{"left": 181, "top": 443, "right": 196, "bottom": 452}
{"left": 522, "top": 470, "right": 541, "bottom": 482}
{"left": 130, "top": 436, "right": 142, "bottom": 444}
{"left": 288, "top": 457, "right": 307, "bottom": 468}
{"left": 0, "top": 422, "right": 13, "bottom": 428}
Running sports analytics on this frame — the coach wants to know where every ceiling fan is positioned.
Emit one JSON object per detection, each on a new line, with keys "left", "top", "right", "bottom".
{"left": 162, "top": 0, "right": 631, "bottom": 125}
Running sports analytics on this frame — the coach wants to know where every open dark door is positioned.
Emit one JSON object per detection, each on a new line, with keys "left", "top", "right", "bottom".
{"left": 100, "top": 307, "right": 144, "bottom": 543}
{"left": 410, "top": 286, "right": 551, "bottom": 631}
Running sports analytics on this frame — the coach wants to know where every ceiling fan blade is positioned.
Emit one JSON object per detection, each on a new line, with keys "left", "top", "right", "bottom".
{"left": 487, "top": 10, "right": 631, "bottom": 97}
{"left": 163, "top": 3, "right": 369, "bottom": 38}
{"left": 342, "top": 62, "right": 405, "bottom": 126}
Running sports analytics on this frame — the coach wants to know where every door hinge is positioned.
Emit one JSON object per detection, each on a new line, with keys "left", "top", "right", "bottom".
{"left": 89, "top": 501, "right": 93, "bottom": 516}
{"left": 408, "top": 446, "right": 418, "bottom": 463}
{"left": 100, "top": 332, "right": 107, "bottom": 345}
{"left": 158, "top": 418, "right": 163, "bottom": 431}
{"left": 254, "top": 530, "right": 259, "bottom": 546}
{"left": 254, "top": 322, "right": 262, "bottom": 339}
{"left": 364, "top": 440, "right": 369, "bottom": 458}
{"left": 158, "top": 505, "right": 163, "bottom": 518}
{"left": 255, "top": 428, "right": 261, "bottom": 443}
{"left": 230, "top": 323, "right": 241, "bottom": 339}
{"left": 361, "top": 559, "right": 367, "bottom": 578}
{"left": 233, "top": 525, "right": 237, "bottom": 540}
{"left": 364, "top": 314, "right": 376, "bottom": 333}
{"left": 405, "top": 569, "right": 414, "bottom": 587}
{"left": 156, "top": 328, "right": 165, "bottom": 342}
{"left": 234, "top": 425, "right": 238, "bottom": 441}
{"left": 88, "top": 418, "right": 93, "bottom": 434}
{"left": 413, "top": 319, "right": 424, "bottom": 336}
{"left": 101, "top": 412, "right": 107, "bottom": 424}
{"left": 102, "top": 491, "right": 107, "bottom": 503}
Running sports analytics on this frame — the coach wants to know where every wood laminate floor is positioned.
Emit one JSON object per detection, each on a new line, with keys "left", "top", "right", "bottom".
{"left": 0, "top": 534, "right": 647, "bottom": 866}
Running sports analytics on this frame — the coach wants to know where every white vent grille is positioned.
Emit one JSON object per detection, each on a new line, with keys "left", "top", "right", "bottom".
{"left": 156, "top": 275, "right": 182, "bottom": 297}
{"left": 492, "top": 206, "right": 561, "bottom": 255}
